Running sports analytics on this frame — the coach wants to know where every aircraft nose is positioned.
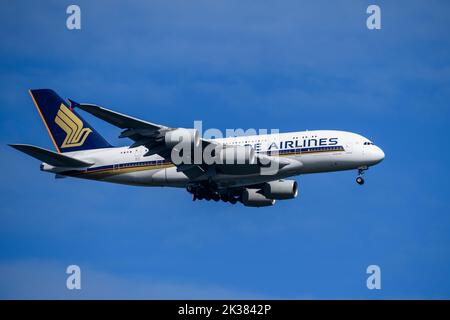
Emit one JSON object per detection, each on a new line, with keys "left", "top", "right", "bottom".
{"left": 377, "top": 147, "right": 385, "bottom": 162}
{"left": 367, "top": 146, "right": 385, "bottom": 164}
{"left": 375, "top": 147, "right": 384, "bottom": 162}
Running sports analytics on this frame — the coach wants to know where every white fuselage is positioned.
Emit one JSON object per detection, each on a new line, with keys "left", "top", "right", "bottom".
{"left": 42, "top": 130, "right": 385, "bottom": 188}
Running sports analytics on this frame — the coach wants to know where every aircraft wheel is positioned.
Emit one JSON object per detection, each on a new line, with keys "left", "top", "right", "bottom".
{"left": 356, "top": 176, "right": 365, "bottom": 185}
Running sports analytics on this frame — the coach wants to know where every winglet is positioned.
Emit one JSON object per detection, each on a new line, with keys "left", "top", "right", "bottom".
{"left": 67, "top": 98, "right": 80, "bottom": 110}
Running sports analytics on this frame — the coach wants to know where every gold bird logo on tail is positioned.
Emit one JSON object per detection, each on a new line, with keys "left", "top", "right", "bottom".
{"left": 54, "top": 104, "right": 92, "bottom": 148}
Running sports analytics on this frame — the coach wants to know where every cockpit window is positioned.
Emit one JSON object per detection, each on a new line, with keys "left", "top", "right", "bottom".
{"left": 364, "top": 141, "right": 374, "bottom": 145}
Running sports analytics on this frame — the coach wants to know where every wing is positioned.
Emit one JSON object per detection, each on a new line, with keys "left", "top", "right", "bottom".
{"left": 70, "top": 100, "right": 169, "bottom": 143}
{"left": 73, "top": 100, "right": 294, "bottom": 181}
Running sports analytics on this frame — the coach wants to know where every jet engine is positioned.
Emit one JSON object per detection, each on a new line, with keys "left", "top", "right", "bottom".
{"left": 263, "top": 180, "right": 298, "bottom": 200}
{"left": 242, "top": 188, "right": 275, "bottom": 207}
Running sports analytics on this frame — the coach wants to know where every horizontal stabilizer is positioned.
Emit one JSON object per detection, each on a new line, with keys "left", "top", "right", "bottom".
{"left": 9, "top": 144, "right": 94, "bottom": 168}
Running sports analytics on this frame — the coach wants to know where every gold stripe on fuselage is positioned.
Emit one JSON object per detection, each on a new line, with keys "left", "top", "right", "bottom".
{"left": 65, "top": 147, "right": 344, "bottom": 179}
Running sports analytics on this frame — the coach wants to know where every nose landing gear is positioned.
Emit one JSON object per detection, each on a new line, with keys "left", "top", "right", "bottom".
{"left": 356, "top": 166, "right": 368, "bottom": 185}
{"left": 356, "top": 176, "right": 365, "bottom": 185}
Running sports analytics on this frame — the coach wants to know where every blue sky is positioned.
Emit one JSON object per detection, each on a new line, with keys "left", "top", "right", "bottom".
{"left": 1, "top": 0, "right": 450, "bottom": 299}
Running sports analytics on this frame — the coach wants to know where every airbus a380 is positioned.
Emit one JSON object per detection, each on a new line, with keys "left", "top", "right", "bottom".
{"left": 10, "top": 89, "right": 385, "bottom": 207}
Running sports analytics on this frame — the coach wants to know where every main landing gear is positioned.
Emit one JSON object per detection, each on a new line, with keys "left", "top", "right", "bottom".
{"left": 187, "top": 184, "right": 241, "bottom": 205}
{"left": 356, "top": 166, "right": 368, "bottom": 185}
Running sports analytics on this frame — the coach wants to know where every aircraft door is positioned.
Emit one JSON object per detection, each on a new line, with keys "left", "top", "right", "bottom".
{"left": 134, "top": 148, "right": 142, "bottom": 161}
{"left": 345, "top": 140, "right": 353, "bottom": 154}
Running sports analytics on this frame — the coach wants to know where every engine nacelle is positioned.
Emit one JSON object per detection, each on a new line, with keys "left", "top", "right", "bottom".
{"left": 217, "top": 145, "right": 256, "bottom": 165}
{"left": 242, "top": 188, "right": 276, "bottom": 207}
{"left": 263, "top": 180, "right": 298, "bottom": 200}
{"left": 165, "top": 128, "right": 200, "bottom": 149}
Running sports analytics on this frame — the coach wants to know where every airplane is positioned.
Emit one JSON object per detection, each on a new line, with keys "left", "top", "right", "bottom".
{"left": 10, "top": 89, "right": 385, "bottom": 207}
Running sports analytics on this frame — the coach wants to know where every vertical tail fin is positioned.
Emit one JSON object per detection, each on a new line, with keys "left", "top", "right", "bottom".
{"left": 29, "top": 89, "right": 112, "bottom": 153}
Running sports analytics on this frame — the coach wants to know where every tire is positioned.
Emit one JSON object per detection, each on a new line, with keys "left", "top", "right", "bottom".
{"left": 356, "top": 177, "right": 365, "bottom": 185}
